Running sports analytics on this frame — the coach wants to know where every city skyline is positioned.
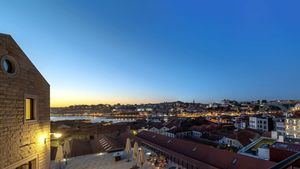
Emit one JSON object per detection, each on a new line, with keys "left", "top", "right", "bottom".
{"left": 1, "top": 1, "right": 300, "bottom": 107}
{"left": 50, "top": 99, "right": 298, "bottom": 108}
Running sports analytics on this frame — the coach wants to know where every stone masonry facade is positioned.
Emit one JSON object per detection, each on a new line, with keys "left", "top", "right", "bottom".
{"left": 0, "top": 33, "right": 50, "bottom": 169}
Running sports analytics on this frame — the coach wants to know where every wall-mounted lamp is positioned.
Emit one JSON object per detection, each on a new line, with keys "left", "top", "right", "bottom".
{"left": 51, "top": 133, "right": 62, "bottom": 139}
{"left": 38, "top": 134, "right": 48, "bottom": 144}
{"left": 38, "top": 132, "right": 62, "bottom": 145}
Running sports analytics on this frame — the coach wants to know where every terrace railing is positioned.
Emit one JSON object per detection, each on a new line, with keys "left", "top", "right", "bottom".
{"left": 269, "top": 152, "right": 300, "bottom": 169}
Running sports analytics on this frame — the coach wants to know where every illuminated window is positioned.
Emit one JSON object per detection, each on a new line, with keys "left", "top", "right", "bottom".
{"left": 24, "top": 95, "right": 37, "bottom": 122}
{"left": 25, "top": 98, "right": 34, "bottom": 120}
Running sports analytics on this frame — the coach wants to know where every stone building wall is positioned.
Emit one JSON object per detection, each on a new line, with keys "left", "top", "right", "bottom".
{"left": 0, "top": 33, "right": 50, "bottom": 169}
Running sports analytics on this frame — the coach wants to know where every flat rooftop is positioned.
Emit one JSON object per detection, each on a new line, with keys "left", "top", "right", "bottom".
{"left": 249, "top": 138, "right": 275, "bottom": 152}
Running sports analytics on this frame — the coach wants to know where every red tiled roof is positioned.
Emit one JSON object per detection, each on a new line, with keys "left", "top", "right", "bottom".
{"left": 202, "top": 133, "right": 224, "bottom": 141}
{"left": 227, "top": 129, "right": 260, "bottom": 146}
{"left": 149, "top": 122, "right": 164, "bottom": 129}
{"left": 271, "top": 142, "right": 300, "bottom": 152}
{"left": 262, "top": 131, "right": 272, "bottom": 138}
{"left": 117, "top": 131, "right": 134, "bottom": 146}
{"left": 189, "top": 124, "right": 220, "bottom": 132}
{"left": 166, "top": 126, "right": 190, "bottom": 134}
{"left": 270, "top": 142, "right": 300, "bottom": 167}
{"left": 69, "top": 139, "right": 93, "bottom": 157}
{"left": 164, "top": 118, "right": 183, "bottom": 128}
{"left": 137, "top": 131, "right": 274, "bottom": 169}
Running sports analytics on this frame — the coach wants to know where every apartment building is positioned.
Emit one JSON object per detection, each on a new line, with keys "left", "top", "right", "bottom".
{"left": 249, "top": 116, "right": 274, "bottom": 132}
{"left": 0, "top": 33, "right": 50, "bottom": 169}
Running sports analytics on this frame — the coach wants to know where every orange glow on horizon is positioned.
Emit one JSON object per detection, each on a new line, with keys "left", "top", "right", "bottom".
{"left": 50, "top": 89, "right": 177, "bottom": 107}
{"left": 50, "top": 97, "right": 173, "bottom": 107}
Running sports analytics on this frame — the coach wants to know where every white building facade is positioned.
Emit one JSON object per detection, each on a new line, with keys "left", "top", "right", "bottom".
{"left": 249, "top": 116, "right": 273, "bottom": 132}
{"left": 285, "top": 118, "right": 300, "bottom": 139}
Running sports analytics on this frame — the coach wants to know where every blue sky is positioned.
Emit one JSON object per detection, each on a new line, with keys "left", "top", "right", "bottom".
{"left": 1, "top": 0, "right": 300, "bottom": 106}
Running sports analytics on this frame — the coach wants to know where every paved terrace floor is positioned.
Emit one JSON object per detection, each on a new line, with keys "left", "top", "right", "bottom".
{"left": 51, "top": 153, "right": 153, "bottom": 169}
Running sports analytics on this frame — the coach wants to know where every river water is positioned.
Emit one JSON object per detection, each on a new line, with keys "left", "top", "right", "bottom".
{"left": 50, "top": 115, "right": 136, "bottom": 123}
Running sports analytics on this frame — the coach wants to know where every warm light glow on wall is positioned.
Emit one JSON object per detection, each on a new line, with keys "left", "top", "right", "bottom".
{"left": 38, "top": 133, "right": 48, "bottom": 145}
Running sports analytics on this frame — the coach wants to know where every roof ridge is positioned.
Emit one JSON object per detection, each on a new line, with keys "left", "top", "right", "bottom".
{"left": 0, "top": 33, "right": 11, "bottom": 37}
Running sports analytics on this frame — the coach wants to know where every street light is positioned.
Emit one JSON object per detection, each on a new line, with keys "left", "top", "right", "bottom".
{"left": 52, "top": 133, "right": 62, "bottom": 139}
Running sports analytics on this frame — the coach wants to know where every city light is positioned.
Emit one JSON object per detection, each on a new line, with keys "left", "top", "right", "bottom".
{"left": 132, "top": 130, "right": 138, "bottom": 135}
{"left": 1, "top": 1, "right": 300, "bottom": 168}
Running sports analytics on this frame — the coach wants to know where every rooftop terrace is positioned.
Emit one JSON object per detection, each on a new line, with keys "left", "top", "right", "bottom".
{"left": 51, "top": 152, "right": 152, "bottom": 169}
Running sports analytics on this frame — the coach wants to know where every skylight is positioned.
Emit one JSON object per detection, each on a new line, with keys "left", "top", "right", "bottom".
{"left": 232, "top": 158, "right": 238, "bottom": 165}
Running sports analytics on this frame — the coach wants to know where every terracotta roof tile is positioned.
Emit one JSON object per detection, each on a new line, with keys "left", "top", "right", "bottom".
{"left": 227, "top": 129, "right": 260, "bottom": 146}
{"left": 137, "top": 131, "right": 274, "bottom": 169}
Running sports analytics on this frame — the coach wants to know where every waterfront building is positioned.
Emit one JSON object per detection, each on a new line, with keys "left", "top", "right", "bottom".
{"left": 0, "top": 33, "right": 50, "bottom": 169}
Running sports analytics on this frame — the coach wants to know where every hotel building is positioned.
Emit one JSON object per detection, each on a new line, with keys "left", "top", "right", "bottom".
{"left": 0, "top": 33, "right": 50, "bottom": 169}
{"left": 285, "top": 116, "right": 300, "bottom": 139}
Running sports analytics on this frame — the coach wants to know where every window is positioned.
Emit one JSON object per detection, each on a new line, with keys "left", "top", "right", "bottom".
{"left": 24, "top": 95, "right": 37, "bottom": 122}
{"left": 16, "top": 159, "right": 37, "bottom": 169}
{"left": 3, "top": 58, "right": 13, "bottom": 73}
{"left": 25, "top": 98, "right": 34, "bottom": 120}
{"left": 1, "top": 55, "right": 18, "bottom": 76}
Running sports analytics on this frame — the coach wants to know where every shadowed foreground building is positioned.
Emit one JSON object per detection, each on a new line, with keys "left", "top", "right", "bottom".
{"left": 0, "top": 34, "right": 50, "bottom": 169}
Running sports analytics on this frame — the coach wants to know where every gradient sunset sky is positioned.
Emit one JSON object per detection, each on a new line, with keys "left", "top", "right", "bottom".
{"left": 1, "top": 0, "right": 300, "bottom": 107}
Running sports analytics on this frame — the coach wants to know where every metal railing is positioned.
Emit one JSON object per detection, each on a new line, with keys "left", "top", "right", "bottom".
{"left": 270, "top": 152, "right": 300, "bottom": 169}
